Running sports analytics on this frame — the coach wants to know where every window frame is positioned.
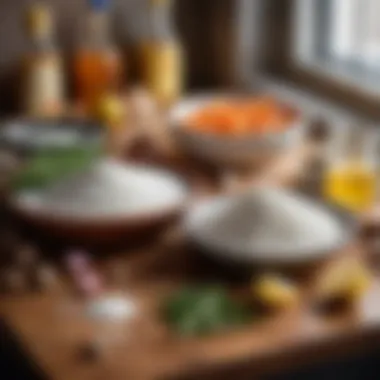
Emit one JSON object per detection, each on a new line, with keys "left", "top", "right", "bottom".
{"left": 258, "top": 0, "right": 380, "bottom": 120}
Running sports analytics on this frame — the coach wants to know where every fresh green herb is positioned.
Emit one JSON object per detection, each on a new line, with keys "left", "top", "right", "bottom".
{"left": 12, "top": 145, "right": 101, "bottom": 191}
{"left": 163, "top": 286, "right": 252, "bottom": 337}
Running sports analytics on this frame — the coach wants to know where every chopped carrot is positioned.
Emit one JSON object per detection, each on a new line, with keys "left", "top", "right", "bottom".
{"left": 186, "top": 97, "right": 294, "bottom": 136}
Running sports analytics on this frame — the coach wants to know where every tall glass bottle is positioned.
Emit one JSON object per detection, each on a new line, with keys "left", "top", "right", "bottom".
{"left": 74, "top": 0, "right": 123, "bottom": 113}
{"left": 140, "top": 0, "right": 184, "bottom": 107}
{"left": 23, "top": 3, "right": 65, "bottom": 117}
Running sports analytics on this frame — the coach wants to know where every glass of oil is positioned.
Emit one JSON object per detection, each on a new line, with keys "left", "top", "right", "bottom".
{"left": 323, "top": 122, "right": 378, "bottom": 213}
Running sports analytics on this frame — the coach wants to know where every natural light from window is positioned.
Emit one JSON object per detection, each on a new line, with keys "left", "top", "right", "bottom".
{"left": 293, "top": 0, "right": 380, "bottom": 94}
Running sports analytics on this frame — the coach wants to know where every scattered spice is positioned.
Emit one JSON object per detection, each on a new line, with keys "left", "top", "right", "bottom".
{"left": 32, "top": 262, "right": 60, "bottom": 291}
{"left": 77, "top": 341, "right": 102, "bottom": 362}
{"left": 1, "top": 267, "right": 28, "bottom": 294}
{"left": 15, "top": 244, "right": 39, "bottom": 268}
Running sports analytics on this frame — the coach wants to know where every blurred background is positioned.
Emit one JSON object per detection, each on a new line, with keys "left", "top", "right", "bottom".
{"left": 1, "top": 0, "right": 380, "bottom": 119}
{"left": 1, "top": 1, "right": 380, "bottom": 380}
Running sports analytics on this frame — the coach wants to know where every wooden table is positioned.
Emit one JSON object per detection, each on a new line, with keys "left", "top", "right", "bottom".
{"left": 1, "top": 140, "right": 380, "bottom": 380}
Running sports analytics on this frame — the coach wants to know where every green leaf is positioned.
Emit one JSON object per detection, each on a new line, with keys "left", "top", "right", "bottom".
{"left": 12, "top": 145, "right": 102, "bottom": 192}
{"left": 164, "top": 285, "right": 253, "bottom": 337}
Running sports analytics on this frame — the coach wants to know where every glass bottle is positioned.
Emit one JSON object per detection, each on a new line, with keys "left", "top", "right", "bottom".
{"left": 323, "top": 123, "right": 378, "bottom": 213}
{"left": 140, "top": 0, "right": 184, "bottom": 107}
{"left": 74, "top": 0, "right": 123, "bottom": 113}
{"left": 23, "top": 3, "right": 65, "bottom": 118}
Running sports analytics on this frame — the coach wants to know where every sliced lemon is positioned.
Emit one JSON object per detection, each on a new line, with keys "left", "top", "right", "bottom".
{"left": 252, "top": 274, "right": 300, "bottom": 310}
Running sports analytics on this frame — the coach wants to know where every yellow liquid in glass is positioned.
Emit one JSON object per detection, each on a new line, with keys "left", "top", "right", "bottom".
{"left": 324, "top": 162, "right": 377, "bottom": 212}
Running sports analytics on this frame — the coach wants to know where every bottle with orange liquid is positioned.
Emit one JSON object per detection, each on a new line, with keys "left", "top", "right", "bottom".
{"left": 74, "top": 0, "right": 123, "bottom": 113}
{"left": 139, "top": 0, "right": 184, "bottom": 107}
{"left": 323, "top": 124, "right": 378, "bottom": 213}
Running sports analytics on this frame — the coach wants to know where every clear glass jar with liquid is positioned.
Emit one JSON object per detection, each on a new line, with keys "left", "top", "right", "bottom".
{"left": 323, "top": 123, "right": 378, "bottom": 213}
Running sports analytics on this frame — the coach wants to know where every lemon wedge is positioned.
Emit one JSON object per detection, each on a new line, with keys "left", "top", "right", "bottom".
{"left": 252, "top": 274, "right": 300, "bottom": 310}
{"left": 316, "top": 257, "right": 372, "bottom": 303}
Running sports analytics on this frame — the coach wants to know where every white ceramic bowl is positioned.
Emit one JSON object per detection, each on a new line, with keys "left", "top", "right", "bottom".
{"left": 169, "top": 95, "right": 304, "bottom": 167}
{"left": 184, "top": 188, "right": 355, "bottom": 266}
{"left": 10, "top": 160, "right": 187, "bottom": 244}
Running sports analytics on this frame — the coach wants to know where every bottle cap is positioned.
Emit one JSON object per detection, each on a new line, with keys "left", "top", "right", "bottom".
{"left": 27, "top": 3, "right": 53, "bottom": 36}
{"left": 89, "top": 0, "right": 110, "bottom": 11}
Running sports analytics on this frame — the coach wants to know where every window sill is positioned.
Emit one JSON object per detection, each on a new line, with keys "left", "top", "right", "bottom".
{"left": 263, "top": 61, "right": 380, "bottom": 121}
{"left": 295, "top": 57, "right": 380, "bottom": 100}
{"left": 253, "top": 75, "right": 377, "bottom": 126}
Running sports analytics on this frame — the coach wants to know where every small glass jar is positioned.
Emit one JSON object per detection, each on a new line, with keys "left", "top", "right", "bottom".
{"left": 323, "top": 122, "right": 378, "bottom": 213}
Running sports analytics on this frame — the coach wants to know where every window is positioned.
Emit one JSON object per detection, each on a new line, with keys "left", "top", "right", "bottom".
{"left": 293, "top": 0, "right": 380, "bottom": 96}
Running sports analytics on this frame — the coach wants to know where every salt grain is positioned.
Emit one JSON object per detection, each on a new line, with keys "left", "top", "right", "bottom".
{"left": 86, "top": 295, "right": 137, "bottom": 322}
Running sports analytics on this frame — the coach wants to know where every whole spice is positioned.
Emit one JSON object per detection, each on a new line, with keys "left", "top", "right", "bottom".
{"left": 31, "top": 262, "right": 60, "bottom": 292}
{"left": 1, "top": 267, "right": 28, "bottom": 294}
{"left": 15, "top": 244, "right": 39, "bottom": 268}
{"left": 77, "top": 341, "right": 102, "bottom": 362}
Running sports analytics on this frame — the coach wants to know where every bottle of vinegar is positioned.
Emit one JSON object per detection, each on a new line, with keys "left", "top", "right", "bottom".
{"left": 23, "top": 3, "right": 65, "bottom": 117}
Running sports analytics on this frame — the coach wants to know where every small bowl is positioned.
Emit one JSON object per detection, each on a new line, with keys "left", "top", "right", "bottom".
{"left": 169, "top": 94, "right": 304, "bottom": 167}
{"left": 0, "top": 117, "right": 103, "bottom": 157}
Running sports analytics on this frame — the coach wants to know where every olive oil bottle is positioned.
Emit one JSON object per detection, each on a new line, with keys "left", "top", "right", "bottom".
{"left": 139, "top": 0, "right": 184, "bottom": 107}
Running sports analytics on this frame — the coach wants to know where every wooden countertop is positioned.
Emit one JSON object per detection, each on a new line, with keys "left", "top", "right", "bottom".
{"left": 1, "top": 138, "right": 380, "bottom": 380}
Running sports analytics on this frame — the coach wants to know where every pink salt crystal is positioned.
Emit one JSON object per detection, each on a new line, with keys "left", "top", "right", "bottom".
{"left": 65, "top": 250, "right": 104, "bottom": 298}
{"left": 75, "top": 271, "right": 104, "bottom": 298}
{"left": 65, "top": 250, "right": 91, "bottom": 275}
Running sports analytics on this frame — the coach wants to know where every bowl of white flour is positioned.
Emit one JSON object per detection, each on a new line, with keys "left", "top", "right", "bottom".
{"left": 185, "top": 187, "right": 355, "bottom": 265}
{"left": 10, "top": 159, "right": 187, "bottom": 244}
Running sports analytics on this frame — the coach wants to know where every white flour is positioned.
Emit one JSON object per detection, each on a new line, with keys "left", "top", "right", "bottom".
{"left": 16, "top": 159, "right": 186, "bottom": 219}
{"left": 188, "top": 187, "right": 345, "bottom": 261}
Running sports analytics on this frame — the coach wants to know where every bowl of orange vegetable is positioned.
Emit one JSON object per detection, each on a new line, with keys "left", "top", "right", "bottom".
{"left": 170, "top": 94, "right": 303, "bottom": 166}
